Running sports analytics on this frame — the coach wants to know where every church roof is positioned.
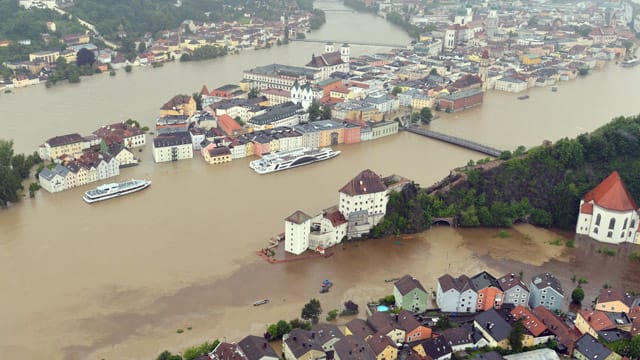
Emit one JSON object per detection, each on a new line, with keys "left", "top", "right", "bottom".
{"left": 583, "top": 171, "right": 637, "bottom": 211}
{"left": 306, "top": 51, "right": 344, "bottom": 68}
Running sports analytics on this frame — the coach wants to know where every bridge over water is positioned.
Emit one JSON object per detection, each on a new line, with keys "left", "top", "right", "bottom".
{"left": 403, "top": 126, "right": 503, "bottom": 157}
{"left": 291, "top": 39, "right": 406, "bottom": 48}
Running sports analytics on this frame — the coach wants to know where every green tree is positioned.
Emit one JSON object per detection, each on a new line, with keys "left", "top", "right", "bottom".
{"left": 391, "top": 86, "right": 402, "bottom": 95}
{"left": 192, "top": 91, "right": 203, "bottom": 110}
{"left": 124, "top": 65, "right": 132, "bottom": 73}
{"left": 76, "top": 48, "right": 95, "bottom": 67}
{"left": 307, "top": 101, "right": 322, "bottom": 122}
{"left": 138, "top": 41, "right": 147, "bottom": 53}
{"left": 248, "top": 87, "right": 260, "bottom": 99}
{"left": 289, "top": 318, "right": 311, "bottom": 330}
{"left": 301, "top": 298, "right": 322, "bottom": 324}
{"left": 509, "top": 319, "right": 525, "bottom": 353}
{"left": 629, "top": 335, "right": 640, "bottom": 359}
{"left": 419, "top": 107, "right": 433, "bottom": 125}
{"left": 276, "top": 319, "right": 292, "bottom": 337}
{"left": 571, "top": 287, "right": 585, "bottom": 303}
{"left": 156, "top": 350, "right": 182, "bottom": 360}
{"left": 322, "top": 105, "right": 332, "bottom": 120}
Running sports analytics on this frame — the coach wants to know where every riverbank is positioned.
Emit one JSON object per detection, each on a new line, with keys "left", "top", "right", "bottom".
{"left": 81, "top": 224, "right": 640, "bottom": 360}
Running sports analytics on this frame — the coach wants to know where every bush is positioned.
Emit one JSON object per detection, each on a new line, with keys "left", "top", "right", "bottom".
{"left": 565, "top": 239, "right": 575, "bottom": 248}
{"left": 379, "top": 295, "right": 395, "bottom": 306}
{"left": 571, "top": 287, "right": 585, "bottom": 303}
{"left": 326, "top": 309, "right": 338, "bottom": 321}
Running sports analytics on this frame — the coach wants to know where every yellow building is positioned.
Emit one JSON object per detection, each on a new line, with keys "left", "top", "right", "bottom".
{"left": 42, "top": 133, "right": 85, "bottom": 160}
{"left": 160, "top": 95, "right": 197, "bottom": 117}
{"left": 521, "top": 54, "right": 542, "bottom": 65}
{"left": 411, "top": 96, "right": 432, "bottom": 110}
{"left": 367, "top": 335, "right": 398, "bottom": 360}
{"left": 269, "top": 138, "right": 280, "bottom": 153}
{"left": 575, "top": 310, "right": 616, "bottom": 339}
{"left": 596, "top": 288, "right": 635, "bottom": 313}
{"left": 29, "top": 50, "right": 59, "bottom": 63}
{"left": 318, "top": 124, "right": 344, "bottom": 147}
{"left": 203, "top": 147, "right": 232, "bottom": 164}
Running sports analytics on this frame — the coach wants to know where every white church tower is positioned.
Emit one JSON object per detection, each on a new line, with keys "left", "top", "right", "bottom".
{"left": 290, "top": 81, "right": 314, "bottom": 110}
{"left": 325, "top": 42, "right": 335, "bottom": 54}
{"left": 340, "top": 43, "right": 350, "bottom": 72}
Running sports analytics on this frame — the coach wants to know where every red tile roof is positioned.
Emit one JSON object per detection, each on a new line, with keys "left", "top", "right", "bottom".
{"left": 324, "top": 206, "right": 347, "bottom": 227}
{"left": 578, "top": 310, "right": 616, "bottom": 332}
{"left": 532, "top": 306, "right": 579, "bottom": 354}
{"left": 218, "top": 114, "right": 242, "bottom": 136}
{"left": 583, "top": 171, "right": 637, "bottom": 211}
{"left": 511, "top": 306, "right": 547, "bottom": 337}
{"left": 580, "top": 203, "right": 593, "bottom": 214}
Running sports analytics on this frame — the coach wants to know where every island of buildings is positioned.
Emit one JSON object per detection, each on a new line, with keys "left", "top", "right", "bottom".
{"left": 183, "top": 270, "right": 639, "bottom": 360}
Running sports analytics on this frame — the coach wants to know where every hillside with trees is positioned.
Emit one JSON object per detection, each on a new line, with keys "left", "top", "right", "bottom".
{"left": 0, "top": 140, "right": 42, "bottom": 208}
{"left": 372, "top": 114, "right": 640, "bottom": 237}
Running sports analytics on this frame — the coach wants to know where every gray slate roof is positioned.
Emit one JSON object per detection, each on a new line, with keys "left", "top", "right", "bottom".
{"left": 238, "top": 335, "right": 278, "bottom": 360}
{"left": 474, "top": 309, "right": 512, "bottom": 342}
{"left": 394, "top": 275, "right": 427, "bottom": 296}
{"left": 530, "top": 273, "right": 563, "bottom": 294}
{"left": 574, "top": 334, "right": 614, "bottom": 360}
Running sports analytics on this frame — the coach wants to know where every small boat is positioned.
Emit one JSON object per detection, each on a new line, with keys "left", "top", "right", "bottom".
{"left": 253, "top": 299, "right": 269, "bottom": 306}
{"left": 320, "top": 279, "right": 333, "bottom": 293}
{"left": 384, "top": 278, "right": 401, "bottom": 283}
{"left": 551, "top": 86, "right": 558, "bottom": 92}
{"left": 517, "top": 94, "right": 530, "bottom": 100}
{"left": 622, "top": 59, "right": 639, "bottom": 68}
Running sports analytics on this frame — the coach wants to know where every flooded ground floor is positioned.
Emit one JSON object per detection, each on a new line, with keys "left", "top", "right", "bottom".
{"left": 75, "top": 224, "right": 640, "bottom": 360}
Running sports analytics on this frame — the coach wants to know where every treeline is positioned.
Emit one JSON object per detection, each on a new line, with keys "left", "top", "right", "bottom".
{"left": 0, "top": 0, "right": 86, "bottom": 63}
{"left": 372, "top": 114, "right": 640, "bottom": 236}
{"left": 343, "top": 0, "right": 378, "bottom": 13}
{"left": 385, "top": 12, "right": 421, "bottom": 39}
{"left": 45, "top": 57, "right": 95, "bottom": 87}
{"left": 0, "top": 140, "right": 43, "bottom": 207}
{"left": 310, "top": 9, "right": 326, "bottom": 30}
{"left": 156, "top": 339, "right": 219, "bottom": 360}
{"left": 180, "top": 45, "right": 228, "bottom": 62}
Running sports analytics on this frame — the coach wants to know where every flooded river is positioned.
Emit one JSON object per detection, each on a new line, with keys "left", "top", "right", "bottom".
{"left": 1, "top": 0, "right": 640, "bottom": 358}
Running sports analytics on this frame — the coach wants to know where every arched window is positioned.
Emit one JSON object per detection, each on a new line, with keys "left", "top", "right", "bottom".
{"left": 624, "top": 218, "right": 628, "bottom": 230}
{"left": 609, "top": 218, "right": 616, "bottom": 230}
{"left": 631, "top": 219, "right": 636, "bottom": 229}
{"left": 595, "top": 214, "right": 601, "bottom": 226}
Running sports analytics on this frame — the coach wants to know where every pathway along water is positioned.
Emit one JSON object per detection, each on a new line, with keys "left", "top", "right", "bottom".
{"left": 1, "top": 1, "right": 640, "bottom": 358}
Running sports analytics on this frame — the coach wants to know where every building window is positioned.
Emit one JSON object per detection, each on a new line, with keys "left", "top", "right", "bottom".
{"left": 594, "top": 227, "right": 599, "bottom": 234}
{"left": 609, "top": 218, "right": 616, "bottom": 230}
{"left": 595, "top": 214, "right": 601, "bottom": 226}
{"left": 624, "top": 218, "right": 628, "bottom": 229}
{"left": 608, "top": 231, "right": 612, "bottom": 238}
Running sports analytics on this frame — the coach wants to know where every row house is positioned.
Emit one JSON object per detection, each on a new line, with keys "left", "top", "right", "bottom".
{"left": 497, "top": 272, "right": 530, "bottom": 306}
{"left": 201, "top": 143, "right": 232, "bottom": 164}
{"left": 532, "top": 306, "right": 580, "bottom": 355}
{"left": 436, "top": 274, "right": 478, "bottom": 313}
{"left": 596, "top": 287, "right": 639, "bottom": 314}
{"left": 38, "top": 152, "right": 120, "bottom": 193}
{"left": 367, "top": 312, "right": 405, "bottom": 344}
{"left": 283, "top": 328, "right": 326, "bottom": 360}
{"left": 575, "top": 310, "right": 632, "bottom": 339}
{"left": 333, "top": 335, "right": 376, "bottom": 360}
{"left": 159, "top": 94, "right": 197, "bottom": 117}
{"left": 470, "top": 271, "right": 504, "bottom": 311}
{"left": 528, "top": 273, "right": 564, "bottom": 311}
{"left": 243, "top": 64, "right": 320, "bottom": 90}
{"left": 412, "top": 336, "right": 452, "bottom": 360}
{"left": 156, "top": 115, "right": 192, "bottom": 135}
{"left": 366, "top": 334, "right": 397, "bottom": 360}
{"left": 494, "top": 76, "right": 528, "bottom": 93}
{"left": 107, "top": 144, "right": 137, "bottom": 167}
{"left": 393, "top": 275, "right": 429, "bottom": 313}
{"left": 364, "top": 93, "right": 400, "bottom": 114}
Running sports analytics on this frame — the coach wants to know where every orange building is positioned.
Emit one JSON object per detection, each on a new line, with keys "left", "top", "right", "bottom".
{"left": 343, "top": 123, "right": 361, "bottom": 144}
{"left": 217, "top": 114, "right": 242, "bottom": 136}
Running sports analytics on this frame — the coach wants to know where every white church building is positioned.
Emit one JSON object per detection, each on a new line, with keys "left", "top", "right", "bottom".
{"left": 305, "top": 43, "right": 350, "bottom": 81}
{"left": 290, "top": 80, "right": 316, "bottom": 111}
{"left": 576, "top": 171, "right": 640, "bottom": 244}
{"left": 284, "top": 170, "right": 401, "bottom": 255}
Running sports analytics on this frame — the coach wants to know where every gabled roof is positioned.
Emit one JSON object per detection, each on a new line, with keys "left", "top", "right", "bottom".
{"left": 474, "top": 309, "right": 512, "bottom": 342}
{"left": 46, "top": 133, "right": 83, "bottom": 147}
{"left": 366, "top": 333, "right": 396, "bottom": 355}
{"left": 417, "top": 336, "right": 452, "bottom": 359}
{"left": 212, "top": 342, "right": 247, "bottom": 360}
{"left": 578, "top": 310, "right": 616, "bottom": 332}
{"left": 532, "top": 306, "right": 579, "bottom": 352}
{"left": 470, "top": 271, "right": 499, "bottom": 290}
{"left": 574, "top": 334, "right": 614, "bottom": 360}
{"left": 511, "top": 306, "right": 547, "bottom": 337}
{"left": 530, "top": 273, "right": 563, "bottom": 294}
{"left": 440, "top": 327, "right": 473, "bottom": 347}
{"left": 238, "top": 335, "right": 278, "bottom": 360}
{"left": 394, "top": 275, "right": 427, "bottom": 296}
{"left": 395, "top": 310, "right": 422, "bottom": 332}
{"left": 333, "top": 335, "right": 376, "bottom": 360}
{"left": 346, "top": 319, "right": 375, "bottom": 339}
{"left": 311, "top": 323, "right": 345, "bottom": 345}
{"left": 597, "top": 288, "right": 635, "bottom": 307}
{"left": 367, "top": 311, "right": 398, "bottom": 335}
{"left": 498, "top": 273, "right": 529, "bottom": 292}
{"left": 339, "top": 169, "right": 387, "bottom": 196}
{"left": 582, "top": 171, "right": 637, "bottom": 211}
{"left": 284, "top": 328, "right": 325, "bottom": 358}
{"left": 438, "top": 274, "right": 476, "bottom": 293}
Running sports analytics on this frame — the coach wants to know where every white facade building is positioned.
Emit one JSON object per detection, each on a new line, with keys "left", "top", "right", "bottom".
{"left": 152, "top": 134, "right": 194, "bottom": 163}
{"left": 495, "top": 76, "right": 528, "bottom": 93}
{"left": 576, "top": 171, "right": 640, "bottom": 244}
{"left": 339, "top": 169, "right": 389, "bottom": 239}
{"left": 285, "top": 210, "right": 312, "bottom": 255}
{"left": 436, "top": 274, "right": 478, "bottom": 313}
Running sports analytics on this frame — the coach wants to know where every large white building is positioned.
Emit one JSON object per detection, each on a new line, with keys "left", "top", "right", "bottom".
{"left": 284, "top": 170, "right": 397, "bottom": 255}
{"left": 576, "top": 171, "right": 640, "bottom": 244}
{"left": 304, "top": 43, "right": 350, "bottom": 81}
{"left": 339, "top": 169, "right": 389, "bottom": 238}
{"left": 152, "top": 134, "right": 194, "bottom": 163}
{"left": 285, "top": 210, "right": 312, "bottom": 255}
{"left": 38, "top": 152, "right": 120, "bottom": 193}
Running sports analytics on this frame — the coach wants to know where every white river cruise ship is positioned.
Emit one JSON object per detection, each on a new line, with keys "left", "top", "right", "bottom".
{"left": 83, "top": 179, "right": 151, "bottom": 203}
{"left": 249, "top": 147, "right": 341, "bottom": 174}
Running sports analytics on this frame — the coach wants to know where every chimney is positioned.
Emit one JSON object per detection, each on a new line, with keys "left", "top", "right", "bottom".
{"left": 311, "top": 333, "right": 315, "bottom": 339}
{"left": 263, "top": 343, "right": 267, "bottom": 349}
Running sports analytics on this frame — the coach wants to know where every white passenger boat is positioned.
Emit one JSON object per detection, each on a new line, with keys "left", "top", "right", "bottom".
{"left": 83, "top": 179, "right": 151, "bottom": 203}
{"left": 249, "top": 147, "right": 341, "bottom": 174}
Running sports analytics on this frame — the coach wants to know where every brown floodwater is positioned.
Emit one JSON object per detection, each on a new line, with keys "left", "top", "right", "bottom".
{"left": 1, "top": 1, "right": 640, "bottom": 358}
